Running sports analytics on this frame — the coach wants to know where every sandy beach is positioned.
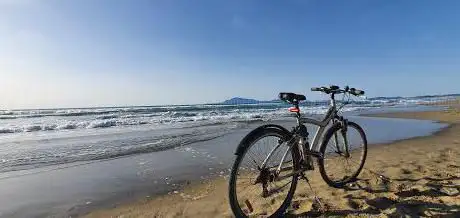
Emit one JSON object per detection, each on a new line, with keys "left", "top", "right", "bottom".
{"left": 84, "top": 102, "right": 460, "bottom": 217}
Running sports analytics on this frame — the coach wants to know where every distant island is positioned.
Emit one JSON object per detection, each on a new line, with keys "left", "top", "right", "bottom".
{"left": 222, "top": 97, "right": 281, "bottom": 105}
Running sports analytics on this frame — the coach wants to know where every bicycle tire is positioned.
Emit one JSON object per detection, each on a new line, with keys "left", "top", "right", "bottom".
{"left": 318, "top": 121, "right": 367, "bottom": 188}
{"left": 228, "top": 127, "right": 300, "bottom": 218}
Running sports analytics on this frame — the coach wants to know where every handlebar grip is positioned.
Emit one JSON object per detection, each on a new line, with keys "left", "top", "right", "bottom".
{"left": 350, "top": 88, "right": 365, "bottom": 96}
{"left": 311, "top": 87, "right": 321, "bottom": 91}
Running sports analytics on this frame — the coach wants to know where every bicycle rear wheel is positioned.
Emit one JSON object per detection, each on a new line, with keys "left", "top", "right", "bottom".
{"left": 229, "top": 127, "right": 299, "bottom": 217}
{"left": 318, "top": 121, "right": 367, "bottom": 188}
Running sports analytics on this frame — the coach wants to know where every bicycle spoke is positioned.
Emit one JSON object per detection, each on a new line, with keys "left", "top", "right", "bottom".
{"left": 344, "top": 158, "right": 351, "bottom": 174}
{"left": 321, "top": 124, "right": 366, "bottom": 184}
{"left": 233, "top": 133, "right": 296, "bottom": 217}
{"left": 246, "top": 150, "right": 262, "bottom": 168}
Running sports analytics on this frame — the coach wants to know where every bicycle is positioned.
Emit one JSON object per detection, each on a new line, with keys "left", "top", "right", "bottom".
{"left": 228, "top": 85, "right": 368, "bottom": 217}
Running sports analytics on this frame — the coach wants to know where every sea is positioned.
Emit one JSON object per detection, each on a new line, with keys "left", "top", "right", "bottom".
{"left": 0, "top": 95, "right": 456, "bottom": 173}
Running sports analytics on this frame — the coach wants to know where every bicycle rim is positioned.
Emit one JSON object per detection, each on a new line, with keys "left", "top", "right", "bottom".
{"left": 229, "top": 129, "right": 298, "bottom": 217}
{"left": 319, "top": 122, "right": 367, "bottom": 187}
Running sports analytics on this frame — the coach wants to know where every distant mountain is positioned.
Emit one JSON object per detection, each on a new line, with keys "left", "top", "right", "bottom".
{"left": 221, "top": 97, "right": 284, "bottom": 105}
{"left": 222, "top": 97, "right": 260, "bottom": 105}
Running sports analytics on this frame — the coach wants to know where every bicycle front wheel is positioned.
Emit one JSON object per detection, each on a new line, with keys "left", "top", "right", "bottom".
{"left": 229, "top": 127, "right": 299, "bottom": 218}
{"left": 318, "top": 121, "right": 367, "bottom": 188}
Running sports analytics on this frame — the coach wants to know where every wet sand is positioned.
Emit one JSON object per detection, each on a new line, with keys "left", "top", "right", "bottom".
{"left": 84, "top": 104, "right": 460, "bottom": 217}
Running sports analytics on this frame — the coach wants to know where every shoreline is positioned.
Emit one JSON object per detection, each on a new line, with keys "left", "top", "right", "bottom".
{"left": 84, "top": 107, "right": 460, "bottom": 217}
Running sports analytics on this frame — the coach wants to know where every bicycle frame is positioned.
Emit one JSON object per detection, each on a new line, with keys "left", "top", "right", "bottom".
{"left": 261, "top": 95, "right": 342, "bottom": 173}
{"left": 301, "top": 104, "right": 337, "bottom": 152}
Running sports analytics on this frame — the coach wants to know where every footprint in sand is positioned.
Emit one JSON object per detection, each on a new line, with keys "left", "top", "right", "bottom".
{"left": 395, "top": 188, "right": 422, "bottom": 198}
{"left": 415, "top": 165, "right": 426, "bottom": 172}
{"left": 347, "top": 199, "right": 362, "bottom": 210}
{"left": 365, "top": 197, "right": 396, "bottom": 210}
{"left": 400, "top": 168, "right": 412, "bottom": 175}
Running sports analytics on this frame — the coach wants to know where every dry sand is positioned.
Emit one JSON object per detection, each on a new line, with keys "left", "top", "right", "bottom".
{"left": 85, "top": 104, "right": 460, "bottom": 218}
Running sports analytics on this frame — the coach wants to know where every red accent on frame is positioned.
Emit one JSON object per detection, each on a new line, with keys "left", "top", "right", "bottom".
{"left": 288, "top": 107, "right": 300, "bottom": 113}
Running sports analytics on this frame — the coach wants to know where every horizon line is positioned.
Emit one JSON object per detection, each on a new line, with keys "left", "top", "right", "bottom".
{"left": 1, "top": 93, "right": 459, "bottom": 111}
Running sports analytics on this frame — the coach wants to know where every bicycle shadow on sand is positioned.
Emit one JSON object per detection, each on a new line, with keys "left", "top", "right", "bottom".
{"left": 286, "top": 175, "right": 460, "bottom": 217}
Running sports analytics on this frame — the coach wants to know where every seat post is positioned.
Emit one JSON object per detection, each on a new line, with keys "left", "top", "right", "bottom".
{"left": 330, "top": 93, "right": 336, "bottom": 108}
{"left": 294, "top": 101, "right": 301, "bottom": 123}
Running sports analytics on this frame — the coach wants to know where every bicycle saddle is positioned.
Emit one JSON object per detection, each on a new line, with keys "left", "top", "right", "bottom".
{"left": 279, "top": 92, "right": 306, "bottom": 104}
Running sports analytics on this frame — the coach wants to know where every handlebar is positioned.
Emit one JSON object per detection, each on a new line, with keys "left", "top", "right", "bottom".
{"left": 311, "top": 85, "right": 365, "bottom": 96}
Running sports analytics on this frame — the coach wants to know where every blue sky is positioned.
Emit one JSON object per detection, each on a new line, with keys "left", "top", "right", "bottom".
{"left": 1, "top": 0, "right": 459, "bottom": 108}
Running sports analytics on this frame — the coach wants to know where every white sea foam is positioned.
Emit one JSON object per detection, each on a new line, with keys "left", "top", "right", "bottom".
{"left": 87, "top": 120, "right": 118, "bottom": 128}
{"left": 57, "top": 122, "right": 80, "bottom": 130}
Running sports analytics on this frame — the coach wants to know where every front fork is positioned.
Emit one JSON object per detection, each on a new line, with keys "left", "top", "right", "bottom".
{"left": 333, "top": 117, "right": 350, "bottom": 157}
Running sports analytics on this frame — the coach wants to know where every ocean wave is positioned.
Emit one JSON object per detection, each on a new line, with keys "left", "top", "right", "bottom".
{"left": 169, "top": 112, "right": 198, "bottom": 118}
{"left": 0, "top": 106, "right": 369, "bottom": 134}
{"left": 0, "top": 95, "right": 455, "bottom": 135}
{"left": 43, "top": 124, "right": 58, "bottom": 131}
{"left": 26, "top": 115, "right": 45, "bottom": 118}
{"left": 0, "top": 119, "right": 153, "bottom": 134}
{"left": 0, "top": 116, "right": 17, "bottom": 120}
{"left": 0, "top": 125, "right": 58, "bottom": 133}
{"left": 24, "top": 125, "right": 43, "bottom": 132}
{"left": 96, "top": 114, "right": 120, "bottom": 120}
{"left": 0, "top": 114, "right": 45, "bottom": 120}
{"left": 1, "top": 112, "right": 266, "bottom": 134}
{"left": 87, "top": 119, "right": 150, "bottom": 128}
{"left": 53, "top": 109, "right": 120, "bottom": 117}
{"left": 57, "top": 122, "right": 80, "bottom": 130}
{"left": 87, "top": 120, "right": 117, "bottom": 128}
{"left": 0, "top": 127, "right": 20, "bottom": 134}
{"left": 0, "top": 111, "right": 14, "bottom": 115}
